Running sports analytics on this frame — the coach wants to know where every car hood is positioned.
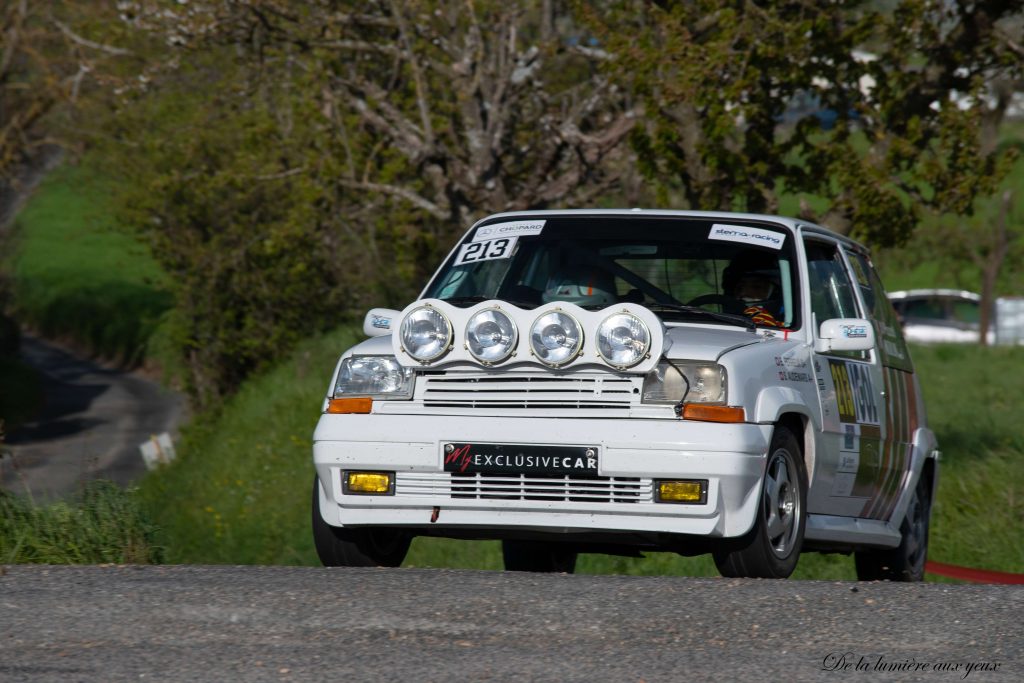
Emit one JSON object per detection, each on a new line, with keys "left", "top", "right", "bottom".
{"left": 663, "top": 325, "right": 765, "bottom": 362}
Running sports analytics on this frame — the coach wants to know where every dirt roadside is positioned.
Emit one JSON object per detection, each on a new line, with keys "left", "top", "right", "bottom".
{"left": 1, "top": 336, "right": 185, "bottom": 501}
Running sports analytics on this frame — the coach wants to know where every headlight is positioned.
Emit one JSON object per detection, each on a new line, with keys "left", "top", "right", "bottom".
{"left": 530, "top": 311, "right": 583, "bottom": 367}
{"left": 334, "top": 356, "right": 414, "bottom": 399}
{"left": 597, "top": 313, "right": 650, "bottom": 369}
{"left": 642, "top": 361, "right": 726, "bottom": 405}
{"left": 400, "top": 306, "right": 452, "bottom": 362}
{"left": 466, "top": 308, "right": 518, "bottom": 364}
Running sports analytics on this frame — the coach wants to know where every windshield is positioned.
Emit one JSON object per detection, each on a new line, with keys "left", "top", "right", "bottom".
{"left": 424, "top": 214, "right": 800, "bottom": 330}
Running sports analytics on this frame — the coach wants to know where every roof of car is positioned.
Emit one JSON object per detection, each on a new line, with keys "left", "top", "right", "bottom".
{"left": 887, "top": 289, "right": 982, "bottom": 302}
{"left": 470, "top": 209, "right": 870, "bottom": 253}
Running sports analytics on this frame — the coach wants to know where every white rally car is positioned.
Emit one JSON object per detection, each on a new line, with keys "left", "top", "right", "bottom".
{"left": 312, "top": 210, "right": 939, "bottom": 580}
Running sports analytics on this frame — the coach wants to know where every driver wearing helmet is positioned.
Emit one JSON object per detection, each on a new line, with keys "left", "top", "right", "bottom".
{"left": 723, "top": 251, "right": 784, "bottom": 327}
{"left": 542, "top": 262, "right": 618, "bottom": 307}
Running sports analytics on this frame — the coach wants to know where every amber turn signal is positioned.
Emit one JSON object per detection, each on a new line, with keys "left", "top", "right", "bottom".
{"left": 326, "top": 397, "right": 373, "bottom": 414}
{"left": 681, "top": 404, "right": 745, "bottom": 423}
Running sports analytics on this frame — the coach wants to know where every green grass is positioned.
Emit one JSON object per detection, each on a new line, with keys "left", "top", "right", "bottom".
{"left": 0, "top": 480, "right": 163, "bottom": 564}
{"left": 2, "top": 163, "right": 172, "bottom": 366}
{"left": 138, "top": 328, "right": 1023, "bottom": 579}
{"left": 136, "top": 325, "right": 362, "bottom": 565}
{"left": 908, "top": 344, "right": 1024, "bottom": 576}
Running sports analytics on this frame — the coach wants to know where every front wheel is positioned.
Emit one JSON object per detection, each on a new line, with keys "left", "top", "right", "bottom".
{"left": 854, "top": 470, "right": 931, "bottom": 582}
{"left": 502, "top": 540, "right": 578, "bottom": 573}
{"left": 714, "top": 425, "right": 807, "bottom": 579}
{"left": 311, "top": 476, "right": 411, "bottom": 567}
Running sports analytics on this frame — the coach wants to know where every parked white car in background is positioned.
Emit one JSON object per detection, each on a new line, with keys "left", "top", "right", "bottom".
{"left": 312, "top": 210, "right": 939, "bottom": 580}
{"left": 887, "top": 289, "right": 993, "bottom": 344}
{"left": 888, "top": 289, "right": 1024, "bottom": 345}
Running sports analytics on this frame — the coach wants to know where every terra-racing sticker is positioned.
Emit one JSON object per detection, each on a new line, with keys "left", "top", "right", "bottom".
{"left": 708, "top": 224, "right": 786, "bottom": 250}
{"left": 453, "top": 236, "right": 518, "bottom": 266}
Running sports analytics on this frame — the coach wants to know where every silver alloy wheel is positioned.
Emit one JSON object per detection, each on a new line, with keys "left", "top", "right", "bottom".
{"left": 764, "top": 449, "right": 800, "bottom": 557}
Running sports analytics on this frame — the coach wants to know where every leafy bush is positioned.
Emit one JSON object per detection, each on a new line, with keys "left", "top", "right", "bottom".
{"left": 0, "top": 481, "right": 163, "bottom": 564}
{"left": 101, "top": 59, "right": 368, "bottom": 409}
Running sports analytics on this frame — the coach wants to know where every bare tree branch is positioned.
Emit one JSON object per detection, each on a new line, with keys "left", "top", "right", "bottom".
{"left": 338, "top": 178, "right": 447, "bottom": 220}
{"left": 389, "top": 0, "right": 434, "bottom": 148}
{"left": 53, "top": 20, "right": 132, "bottom": 57}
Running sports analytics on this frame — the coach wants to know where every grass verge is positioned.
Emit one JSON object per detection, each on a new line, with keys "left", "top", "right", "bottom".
{"left": 140, "top": 334, "right": 1023, "bottom": 579}
{"left": 136, "top": 325, "right": 361, "bottom": 565}
{"left": 2, "top": 162, "right": 171, "bottom": 366}
{"left": 0, "top": 480, "right": 163, "bottom": 564}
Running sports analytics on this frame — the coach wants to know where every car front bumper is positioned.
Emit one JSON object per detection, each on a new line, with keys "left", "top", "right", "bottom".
{"left": 313, "top": 414, "right": 773, "bottom": 539}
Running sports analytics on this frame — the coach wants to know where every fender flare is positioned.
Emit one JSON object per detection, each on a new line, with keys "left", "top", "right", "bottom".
{"left": 752, "top": 386, "right": 819, "bottom": 429}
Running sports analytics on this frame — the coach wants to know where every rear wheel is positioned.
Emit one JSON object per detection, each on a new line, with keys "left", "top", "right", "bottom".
{"left": 854, "top": 471, "right": 931, "bottom": 582}
{"left": 714, "top": 425, "right": 807, "bottom": 579}
{"left": 502, "top": 540, "right": 578, "bottom": 573}
{"left": 311, "top": 476, "right": 411, "bottom": 567}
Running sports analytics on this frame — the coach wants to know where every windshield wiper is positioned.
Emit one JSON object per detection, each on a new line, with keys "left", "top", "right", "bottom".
{"left": 440, "top": 295, "right": 489, "bottom": 306}
{"left": 643, "top": 303, "right": 756, "bottom": 331}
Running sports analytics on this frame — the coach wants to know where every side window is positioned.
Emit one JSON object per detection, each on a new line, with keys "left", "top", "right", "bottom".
{"left": 805, "top": 240, "right": 864, "bottom": 359}
{"left": 904, "top": 298, "right": 946, "bottom": 320}
{"left": 950, "top": 299, "right": 981, "bottom": 327}
{"left": 804, "top": 241, "right": 859, "bottom": 323}
{"left": 848, "top": 251, "right": 914, "bottom": 372}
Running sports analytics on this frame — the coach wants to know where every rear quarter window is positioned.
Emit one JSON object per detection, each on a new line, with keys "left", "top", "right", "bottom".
{"left": 848, "top": 251, "right": 914, "bottom": 372}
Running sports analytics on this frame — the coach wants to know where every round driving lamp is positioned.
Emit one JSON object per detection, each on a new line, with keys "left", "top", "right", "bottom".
{"left": 400, "top": 306, "right": 452, "bottom": 362}
{"left": 466, "top": 308, "right": 518, "bottom": 364}
{"left": 530, "top": 311, "right": 583, "bottom": 367}
{"left": 597, "top": 313, "right": 651, "bottom": 369}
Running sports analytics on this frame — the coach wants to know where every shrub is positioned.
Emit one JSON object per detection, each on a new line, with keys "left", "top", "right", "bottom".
{"left": 0, "top": 481, "right": 163, "bottom": 564}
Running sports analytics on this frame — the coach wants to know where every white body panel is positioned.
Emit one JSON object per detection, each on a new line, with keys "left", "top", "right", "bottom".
{"left": 314, "top": 210, "right": 938, "bottom": 554}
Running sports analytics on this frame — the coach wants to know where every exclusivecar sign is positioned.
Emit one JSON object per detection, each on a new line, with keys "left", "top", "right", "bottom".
{"left": 444, "top": 443, "right": 599, "bottom": 476}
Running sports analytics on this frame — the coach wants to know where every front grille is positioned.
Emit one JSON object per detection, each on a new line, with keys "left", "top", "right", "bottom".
{"left": 420, "top": 373, "right": 637, "bottom": 410}
{"left": 396, "top": 472, "right": 652, "bottom": 504}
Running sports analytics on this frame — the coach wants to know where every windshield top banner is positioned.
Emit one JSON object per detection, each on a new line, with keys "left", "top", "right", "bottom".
{"left": 708, "top": 224, "right": 786, "bottom": 250}
{"left": 472, "top": 219, "right": 546, "bottom": 242}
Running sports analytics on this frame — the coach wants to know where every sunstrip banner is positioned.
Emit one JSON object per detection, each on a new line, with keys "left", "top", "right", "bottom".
{"left": 708, "top": 224, "right": 786, "bottom": 250}
{"left": 472, "top": 219, "right": 545, "bottom": 242}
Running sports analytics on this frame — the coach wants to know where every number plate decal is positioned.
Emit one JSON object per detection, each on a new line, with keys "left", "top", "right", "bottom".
{"left": 444, "top": 443, "right": 598, "bottom": 476}
{"left": 453, "top": 236, "right": 518, "bottom": 266}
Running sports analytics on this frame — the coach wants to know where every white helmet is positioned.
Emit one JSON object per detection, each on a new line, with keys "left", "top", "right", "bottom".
{"left": 542, "top": 264, "right": 617, "bottom": 307}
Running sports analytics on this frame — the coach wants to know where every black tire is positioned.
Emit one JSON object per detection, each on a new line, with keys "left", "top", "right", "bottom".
{"left": 854, "top": 470, "right": 931, "bottom": 582}
{"left": 714, "top": 425, "right": 807, "bottom": 579}
{"left": 311, "top": 476, "right": 411, "bottom": 567}
{"left": 502, "top": 540, "right": 578, "bottom": 573}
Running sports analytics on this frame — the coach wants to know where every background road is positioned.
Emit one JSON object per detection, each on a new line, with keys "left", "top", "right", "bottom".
{"left": 1, "top": 334, "right": 183, "bottom": 499}
{"left": 0, "top": 565, "right": 1019, "bottom": 682}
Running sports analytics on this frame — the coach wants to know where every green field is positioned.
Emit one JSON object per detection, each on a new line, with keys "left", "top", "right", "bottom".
{"left": 136, "top": 323, "right": 1023, "bottom": 580}
{"left": 1, "top": 164, "right": 171, "bottom": 366}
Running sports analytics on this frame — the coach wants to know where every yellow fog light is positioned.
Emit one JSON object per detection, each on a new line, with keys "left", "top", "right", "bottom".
{"left": 656, "top": 480, "right": 707, "bottom": 504}
{"left": 344, "top": 471, "right": 394, "bottom": 495}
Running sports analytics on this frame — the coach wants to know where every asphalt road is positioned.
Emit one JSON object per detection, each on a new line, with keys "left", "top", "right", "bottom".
{"left": 0, "top": 334, "right": 184, "bottom": 499}
{"left": 0, "top": 565, "right": 1019, "bottom": 682}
